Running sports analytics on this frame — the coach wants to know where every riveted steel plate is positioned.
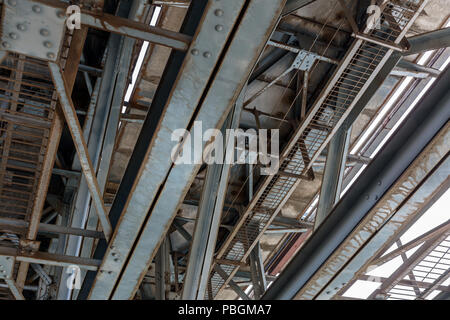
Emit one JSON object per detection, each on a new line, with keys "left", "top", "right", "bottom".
{"left": 292, "top": 50, "right": 317, "bottom": 71}
{"left": 1, "top": 0, "right": 66, "bottom": 61}
{"left": 0, "top": 255, "right": 15, "bottom": 280}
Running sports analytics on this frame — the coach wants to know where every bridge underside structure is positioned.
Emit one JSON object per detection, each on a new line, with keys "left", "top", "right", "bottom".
{"left": 0, "top": 0, "right": 448, "bottom": 300}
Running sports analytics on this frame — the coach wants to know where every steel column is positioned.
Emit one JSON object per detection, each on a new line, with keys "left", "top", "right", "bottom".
{"left": 182, "top": 101, "right": 241, "bottom": 300}
{"left": 314, "top": 126, "right": 350, "bottom": 229}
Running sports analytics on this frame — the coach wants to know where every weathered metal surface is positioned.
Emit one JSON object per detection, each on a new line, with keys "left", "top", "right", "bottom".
{"left": 214, "top": 0, "right": 429, "bottom": 299}
{"left": 110, "top": 0, "right": 288, "bottom": 300}
{"left": 306, "top": 125, "right": 449, "bottom": 299}
{"left": 86, "top": 0, "right": 246, "bottom": 300}
{"left": 48, "top": 62, "right": 112, "bottom": 240}
{"left": 1, "top": 0, "right": 66, "bottom": 61}
{"left": 0, "top": 246, "right": 101, "bottom": 271}
{"left": 32, "top": 0, "right": 191, "bottom": 51}
{"left": 80, "top": 12, "right": 192, "bottom": 52}
{"left": 263, "top": 54, "right": 449, "bottom": 300}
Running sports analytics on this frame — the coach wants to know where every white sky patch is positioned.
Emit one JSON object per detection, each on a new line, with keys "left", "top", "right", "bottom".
{"left": 401, "top": 188, "right": 450, "bottom": 244}
{"left": 123, "top": 6, "right": 162, "bottom": 106}
{"left": 343, "top": 280, "right": 381, "bottom": 299}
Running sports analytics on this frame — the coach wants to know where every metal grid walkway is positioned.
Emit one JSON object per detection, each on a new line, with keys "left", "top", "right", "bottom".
{"left": 208, "top": 0, "right": 427, "bottom": 299}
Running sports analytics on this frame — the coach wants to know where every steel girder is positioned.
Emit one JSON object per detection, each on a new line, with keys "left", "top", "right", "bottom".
{"left": 77, "top": 1, "right": 210, "bottom": 300}
{"left": 109, "top": 0, "right": 288, "bottom": 300}
{"left": 210, "top": 0, "right": 429, "bottom": 299}
{"left": 262, "top": 64, "right": 450, "bottom": 300}
{"left": 314, "top": 127, "right": 450, "bottom": 300}
{"left": 81, "top": 0, "right": 251, "bottom": 300}
{"left": 182, "top": 95, "right": 244, "bottom": 300}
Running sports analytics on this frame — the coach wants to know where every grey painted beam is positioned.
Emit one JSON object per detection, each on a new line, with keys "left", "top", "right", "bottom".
{"left": 314, "top": 127, "right": 350, "bottom": 229}
{"left": 215, "top": 265, "right": 250, "bottom": 301}
{"left": 263, "top": 65, "right": 450, "bottom": 300}
{"left": 109, "top": 0, "right": 287, "bottom": 300}
{"left": 85, "top": 0, "right": 245, "bottom": 300}
{"left": 49, "top": 63, "right": 112, "bottom": 241}
{"left": 182, "top": 100, "right": 242, "bottom": 300}
{"left": 404, "top": 27, "right": 450, "bottom": 56}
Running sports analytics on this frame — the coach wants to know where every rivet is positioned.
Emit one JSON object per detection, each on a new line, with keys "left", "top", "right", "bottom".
{"left": 17, "top": 24, "right": 27, "bottom": 32}
{"left": 114, "top": 258, "right": 119, "bottom": 262}
{"left": 47, "top": 52, "right": 55, "bottom": 59}
{"left": 203, "top": 51, "right": 211, "bottom": 58}
{"left": 32, "top": 5, "right": 42, "bottom": 13}
{"left": 44, "top": 41, "right": 53, "bottom": 48}
{"left": 56, "top": 10, "right": 66, "bottom": 19}
{"left": 40, "top": 29, "right": 50, "bottom": 37}
{"left": 5, "top": 258, "right": 10, "bottom": 260}
{"left": 215, "top": 24, "right": 224, "bottom": 32}
{"left": 7, "top": 0, "right": 17, "bottom": 6}
{"left": 2, "top": 42, "right": 11, "bottom": 49}
{"left": 214, "top": 9, "right": 224, "bottom": 17}
{"left": 112, "top": 252, "right": 117, "bottom": 257}
{"left": 9, "top": 33, "right": 18, "bottom": 40}
{"left": 108, "top": 271, "right": 113, "bottom": 275}
{"left": 191, "top": 48, "right": 199, "bottom": 56}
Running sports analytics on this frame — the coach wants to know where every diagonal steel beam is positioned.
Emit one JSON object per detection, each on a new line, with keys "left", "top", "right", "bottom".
{"left": 48, "top": 62, "right": 112, "bottom": 241}
{"left": 372, "top": 219, "right": 450, "bottom": 267}
{"left": 109, "top": 0, "right": 288, "bottom": 300}
{"left": 83, "top": 0, "right": 246, "bottom": 300}
{"left": 34, "top": 0, "right": 191, "bottom": 51}
{"left": 282, "top": 0, "right": 316, "bottom": 17}
{"left": 182, "top": 91, "right": 244, "bottom": 300}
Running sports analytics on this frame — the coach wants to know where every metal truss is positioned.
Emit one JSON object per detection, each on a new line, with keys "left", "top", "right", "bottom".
{"left": 208, "top": 0, "right": 429, "bottom": 299}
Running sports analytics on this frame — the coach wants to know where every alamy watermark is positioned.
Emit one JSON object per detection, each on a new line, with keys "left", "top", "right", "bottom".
{"left": 65, "top": 5, "right": 81, "bottom": 31}
{"left": 171, "top": 121, "right": 280, "bottom": 176}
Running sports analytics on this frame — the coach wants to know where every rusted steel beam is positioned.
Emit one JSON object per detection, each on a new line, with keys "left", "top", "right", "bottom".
{"left": 48, "top": 62, "right": 112, "bottom": 241}
{"left": 0, "top": 246, "right": 102, "bottom": 271}
{"left": 34, "top": 0, "right": 191, "bottom": 51}
{"left": 15, "top": 28, "right": 89, "bottom": 293}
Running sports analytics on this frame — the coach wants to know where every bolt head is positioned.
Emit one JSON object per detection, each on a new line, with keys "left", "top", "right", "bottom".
{"left": 47, "top": 52, "right": 55, "bottom": 59}
{"left": 214, "top": 9, "right": 224, "bottom": 17}
{"left": 9, "top": 33, "right": 18, "bottom": 40}
{"left": 32, "top": 5, "right": 42, "bottom": 13}
{"left": 2, "top": 42, "right": 11, "bottom": 49}
{"left": 191, "top": 48, "right": 199, "bottom": 56}
{"left": 17, "top": 24, "right": 27, "bottom": 32}
{"left": 215, "top": 24, "right": 224, "bottom": 32}
{"left": 40, "top": 29, "right": 50, "bottom": 37}
{"left": 56, "top": 10, "right": 65, "bottom": 19}
{"left": 44, "top": 41, "right": 53, "bottom": 48}
{"left": 7, "top": 0, "right": 17, "bottom": 6}
{"left": 203, "top": 51, "right": 212, "bottom": 58}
